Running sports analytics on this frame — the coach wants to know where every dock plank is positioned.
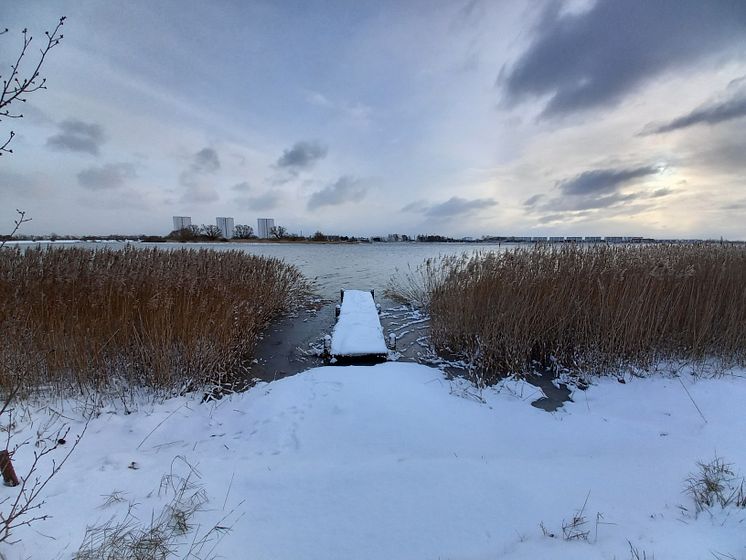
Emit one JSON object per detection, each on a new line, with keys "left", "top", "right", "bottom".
{"left": 330, "top": 290, "right": 388, "bottom": 358}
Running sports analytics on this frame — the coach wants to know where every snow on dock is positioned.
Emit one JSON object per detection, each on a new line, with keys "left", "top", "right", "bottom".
{"left": 330, "top": 289, "right": 388, "bottom": 359}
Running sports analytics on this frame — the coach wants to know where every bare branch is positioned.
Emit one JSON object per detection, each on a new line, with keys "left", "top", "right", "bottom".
{"left": 0, "top": 209, "right": 31, "bottom": 249}
{"left": 0, "top": 16, "right": 65, "bottom": 155}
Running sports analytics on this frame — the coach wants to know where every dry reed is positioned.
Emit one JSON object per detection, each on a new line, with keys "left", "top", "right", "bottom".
{"left": 426, "top": 243, "right": 746, "bottom": 383}
{"left": 0, "top": 246, "right": 310, "bottom": 397}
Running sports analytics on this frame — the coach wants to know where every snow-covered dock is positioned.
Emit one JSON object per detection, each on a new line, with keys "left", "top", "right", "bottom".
{"left": 329, "top": 289, "right": 388, "bottom": 361}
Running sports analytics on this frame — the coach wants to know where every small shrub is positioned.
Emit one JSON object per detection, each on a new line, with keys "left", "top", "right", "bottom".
{"left": 685, "top": 456, "right": 746, "bottom": 513}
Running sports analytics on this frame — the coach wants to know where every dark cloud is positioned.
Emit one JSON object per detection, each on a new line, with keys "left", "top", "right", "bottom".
{"left": 192, "top": 147, "right": 220, "bottom": 173}
{"left": 523, "top": 194, "right": 544, "bottom": 207}
{"left": 499, "top": 1, "right": 746, "bottom": 118}
{"left": 277, "top": 141, "right": 327, "bottom": 170}
{"left": 307, "top": 176, "right": 366, "bottom": 209}
{"left": 558, "top": 166, "right": 660, "bottom": 196}
{"left": 77, "top": 163, "right": 136, "bottom": 190}
{"left": 179, "top": 148, "right": 221, "bottom": 203}
{"left": 527, "top": 165, "right": 665, "bottom": 216}
{"left": 650, "top": 187, "right": 673, "bottom": 198}
{"left": 642, "top": 77, "right": 746, "bottom": 134}
{"left": 424, "top": 196, "right": 498, "bottom": 218}
{"left": 47, "top": 119, "right": 105, "bottom": 155}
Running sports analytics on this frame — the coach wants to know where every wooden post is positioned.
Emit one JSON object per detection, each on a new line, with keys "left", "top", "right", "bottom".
{"left": 0, "top": 450, "right": 19, "bottom": 487}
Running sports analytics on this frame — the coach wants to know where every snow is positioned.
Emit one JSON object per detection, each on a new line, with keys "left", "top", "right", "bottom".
{"left": 2, "top": 363, "right": 746, "bottom": 559}
{"left": 330, "top": 289, "right": 388, "bottom": 357}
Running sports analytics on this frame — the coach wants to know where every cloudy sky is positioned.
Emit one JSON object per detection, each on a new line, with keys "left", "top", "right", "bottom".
{"left": 2, "top": 0, "right": 745, "bottom": 238}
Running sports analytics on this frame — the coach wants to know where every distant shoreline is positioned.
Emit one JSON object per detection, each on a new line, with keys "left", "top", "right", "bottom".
{"left": 4, "top": 238, "right": 745, "bottom": 245}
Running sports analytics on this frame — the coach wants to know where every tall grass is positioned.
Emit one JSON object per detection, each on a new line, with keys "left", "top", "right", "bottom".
{"left": 425, "top": 244, "right": 746, "bottom": 383}
{"left": 0, "top": 246, "right": 310, "bottom": 397}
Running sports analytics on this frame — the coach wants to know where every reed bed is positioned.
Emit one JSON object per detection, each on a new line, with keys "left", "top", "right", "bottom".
{"left": 0, "top": 246, "right": 310, "bottom": 397}
{"left": 384, "top": 255, "right": 467, "bottom": 309}
{"left": 423, "top": 244, "right": 746, "bottom": 383}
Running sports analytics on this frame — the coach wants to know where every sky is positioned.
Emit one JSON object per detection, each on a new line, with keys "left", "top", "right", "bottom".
{"left": 1, "top": 0, "right": 745, "bottom": 239}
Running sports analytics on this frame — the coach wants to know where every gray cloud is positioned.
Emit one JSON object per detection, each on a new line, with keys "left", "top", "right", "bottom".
{"left": 180, "top": 185, "right": 219, "bottom": 204}
{"left": 245, "top": 191, "right": 282, "bottom": 211}
{"left": 77, "top": 163, "right": 136, "bottom": 190}
{"left": 179, "top": 148, "right": 221, "bottom": 203}
{"left": 424, "top": 196, "right": 498, "bottom": 218}
{"left": 47, "top": 119, "right": 106, "bottom": 155}
{"left": 192, "top": 147, "right": 220, "bottom": 173}
{"left": 523, "top": 194, "right": 544, "bottom": 207}
{"left": 181, "top": 148, "right": 220, "bottom": 184}
{"left": 401, "top": 199, "right": 429, "bottom": 213}
{"left": 499, "top": 1, "right": 746, "bottom": 118}
{"left": 558, "top": 166, "right": 660, "bottom": 196}
{"left": 642, "top": 77, "right": 746, "bottom": 134}
{"left": 231, "top": 181, "right": 251, "bottom": 192}
{"left": 402, "top": 196, "right": 499, "bottom": 218}
{"left": 526, "top": 165, "right": 666, "bottom": 216}
{"left": 650, "top": 187, "right": 673, "bottom": 198}
{"left": 277, "top": 141, "right": 327, "bottom": 170}
{"left": 307, "top": 176, "right": 366, "bottom": 209}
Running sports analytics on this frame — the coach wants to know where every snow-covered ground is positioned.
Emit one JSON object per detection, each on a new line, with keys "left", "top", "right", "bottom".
{"left": 2, "top": 362, "right": 745, "bottom": 559}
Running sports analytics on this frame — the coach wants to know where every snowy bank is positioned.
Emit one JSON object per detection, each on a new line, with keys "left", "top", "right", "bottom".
{"left": 2, "top": 363, "right": 745, "bottom": 559}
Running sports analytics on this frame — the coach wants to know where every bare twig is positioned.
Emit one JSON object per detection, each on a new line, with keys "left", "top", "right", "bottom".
{"left": 0, "top": 209, "right": 31, "bottom": 249}
{"left": 0, "top": 16, "right": 66, "bottom": 155}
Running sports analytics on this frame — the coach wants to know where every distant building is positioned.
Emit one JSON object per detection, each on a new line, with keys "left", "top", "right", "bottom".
{"left": 257, "top": 218, "right": 275, "bottom": 239}
{"left": 216, "top": 217, "right": 235, "bottom": 239}
{"left": 549, "top": 236, "right": 565, "bottom": 243}
{"left": 172, "top": 216, "right": 192, "bottom": 231}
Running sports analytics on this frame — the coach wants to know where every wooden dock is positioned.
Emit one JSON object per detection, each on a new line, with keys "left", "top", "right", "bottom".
{"left": 328, "top": 289, "right": 388, "bottom": 362}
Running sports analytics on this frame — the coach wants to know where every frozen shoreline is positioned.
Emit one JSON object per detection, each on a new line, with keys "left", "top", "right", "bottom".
{"left": 2, "top": 362, "right": 744, "bottom": 559}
